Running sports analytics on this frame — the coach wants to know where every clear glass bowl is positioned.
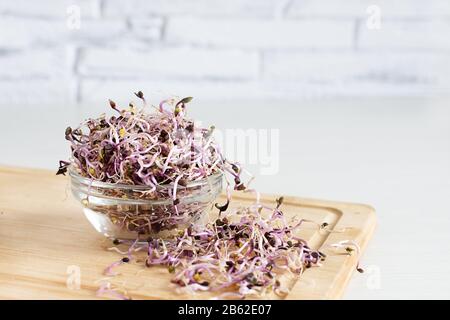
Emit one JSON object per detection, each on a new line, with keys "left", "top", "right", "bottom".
{"left": 69, "top": 167, "right": 223, "bottom": 240}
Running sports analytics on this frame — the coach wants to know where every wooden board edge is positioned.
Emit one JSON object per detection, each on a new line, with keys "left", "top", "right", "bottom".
{"left": 286, "top": 203, "right": 376, "bottom": 300}
{"left": 330, "top": 209, "right": 377, "bottom": 299}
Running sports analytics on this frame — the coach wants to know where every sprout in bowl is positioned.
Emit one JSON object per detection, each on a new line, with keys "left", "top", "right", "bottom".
{"left": 57, "top": 92, "right": 247, "bottom": 239}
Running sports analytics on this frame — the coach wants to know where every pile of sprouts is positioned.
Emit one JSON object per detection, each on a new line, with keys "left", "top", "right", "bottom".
{"left": 58, "top": 92, "right": 363, "bottom": 299}
{"left": 58, "top": 92, "right": 247, "bottom": 234}
{"left": 58, "top": 92, "right": 246, "bottom": 194}
{"left": 103, "top": 196, "right": 326, "bottom": 299}
{"left": 100, "top": 196, "right": 363, "bottom": 300}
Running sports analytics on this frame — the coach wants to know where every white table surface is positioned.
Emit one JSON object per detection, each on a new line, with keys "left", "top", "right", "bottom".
{"left": 1, "top": 97, "right": 449, "bottom": 299}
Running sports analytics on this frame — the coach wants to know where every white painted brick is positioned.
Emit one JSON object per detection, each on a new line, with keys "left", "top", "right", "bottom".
{"left": 264, "top": 52, "right": 450, "bottom": 88}
{"left": 288, "top": 0, "right": 450, "bottom": 17}
{"left": 166, "top": 18, "right": 354, "bottom": 49}
{"left": 0, "top": 18, "right": 60, "bottom": 48}
{"left": 0, "top": 16, "right": 127, "bottom": 49}
{"left": 78, "top": 47, "right": 259, "bottom": 79}
{"left": 1, "top": 0, "right": 450, "bottom": 105}
{"left": 259, "top": 80, "right": 448, "bottom": 99}
{"left": 63, "top": 19, "right": 128, "bottom": 43}
{"left": 0, "top": 79, "right": 71, "bottom": 104}
{"left": 359, "top": 20, "right": 450, "bottom": 50}
{"left": 103, "top": 0, "right": 280, "bottom": 18}
{"left": 80, "top": 79, "right": 269, "bottom": 105}
{"left": 0, "top": 50, "right": 70, "bottom": 79}
{"left": 265, "top": 51, "right": 362, "bottom": 81}
{"left": 129, "top": 18, "right": 164, "bottom": 41}
{"left": 0, "top": 0, "right": 100, "bottom": 18}
{"left": 80, "top": 77, "right": 447, "bottom": 106}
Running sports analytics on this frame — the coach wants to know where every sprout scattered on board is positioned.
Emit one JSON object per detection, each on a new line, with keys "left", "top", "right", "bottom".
{"left": 103, "top": 196, "right": 326, "bottom": 299}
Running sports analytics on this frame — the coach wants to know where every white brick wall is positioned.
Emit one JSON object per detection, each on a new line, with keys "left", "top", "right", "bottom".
{"left": 166, "top": 19, "right": 354, "bottom": 49}
{"left": 0, "top": 16, "right": 127, "bottom": 49}
{"left": 103, "top": 0, "right": 282, "bottom": 18}
{"left": 264, "top": 52, "right": 450, "bottom": 84}
{"left": 0, "top": 50, "right": 66, "bottom": 79}
{"left": 0, "top": 0, "right": 100, "bottom": 18}
{"left": 359, "top": 20, "right": 450, "bottom": 50}
{"left": 79, "top": 47, "right": 259, "bottom": 79}
{"left": 288, "top": 0, "right": 450, "bottom": 17}
{"left": 0, "top": 0, "right": 449, "bottom": 105}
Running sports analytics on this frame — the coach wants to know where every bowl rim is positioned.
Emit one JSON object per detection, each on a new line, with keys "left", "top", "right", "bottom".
{"left": 68, "top": 165, "right": 223, "bottom": 190}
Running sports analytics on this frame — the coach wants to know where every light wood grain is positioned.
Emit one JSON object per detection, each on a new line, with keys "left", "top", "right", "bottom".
{"left": 0, "top": 166, "right": 376, "bottom": 300}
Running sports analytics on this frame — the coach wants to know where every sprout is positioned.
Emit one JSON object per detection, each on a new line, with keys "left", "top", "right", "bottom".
{"left": 134, "top": 91, "right": 144, "bottom": 99}
{"left": 330, "top": 240, "right": 364, "bottom": 273}
{"left": 56, "top": 160, "right": 70, "bottom": 176}
{"left": 96, "top": 282, "right": 131, "bottom": 300}
{"left": 275, "top": 196, "right": 284, "bottom": 209}
{"left": 214, "top": 200, "right": 230, "bottom": 215}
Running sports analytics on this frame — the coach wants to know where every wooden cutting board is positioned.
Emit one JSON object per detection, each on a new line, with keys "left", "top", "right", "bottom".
{"left": 0, "top": 166, "right": 376, "bottom": 300}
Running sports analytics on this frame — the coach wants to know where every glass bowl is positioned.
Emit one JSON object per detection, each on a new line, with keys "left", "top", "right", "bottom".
{"left": 69, "top": 167, "right": 223, "bottom": 240}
